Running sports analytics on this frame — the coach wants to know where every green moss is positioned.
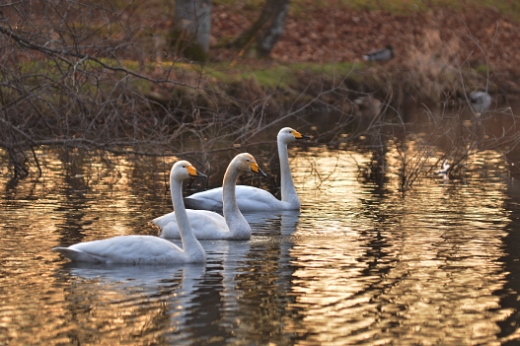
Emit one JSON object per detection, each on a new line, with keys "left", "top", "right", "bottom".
{"left": 199, "top": 62, "right": 360, "bottom": 91}
{"left": 289, "top": 62, "right": 359, "bottom": 76}
{"left": 475, "top": 65, "right": 491, "bottom": 74}
{"left": 198, "top": 63, "right": 290, "bottom": 89}
{"left": 215, "top": 0, "right": 264, "bottom": 9}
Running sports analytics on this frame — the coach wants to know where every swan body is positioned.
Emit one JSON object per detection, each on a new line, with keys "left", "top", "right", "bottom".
{"left": 53, "top": 235, "right": 201, "bottom": 265}
{"left": 182, "top": 185, "right": 289, "bottom": 211}
{"left": 184, "top": 127, "right": 309, "bottom": 212}
{"left": 153, "top": 209, "right": 227, "bottom": 231}
{"left": 154, "top": 153, "right": 267, "bottom": 240}
{"left": 53, "top": 161, "right": 207, "bottom": 264}
{"left": 469, "top": 90, "right": 492, "bottom": 114}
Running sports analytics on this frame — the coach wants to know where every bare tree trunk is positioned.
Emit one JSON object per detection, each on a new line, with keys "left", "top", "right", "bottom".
{"left": 256, "top": 0, "right": 290, "bottom": 57}
{"left": 232, "top": 0, "right": 290, "bottom": 58}
{"left": 173, "top": 0, "right": 212, "bottom": 62}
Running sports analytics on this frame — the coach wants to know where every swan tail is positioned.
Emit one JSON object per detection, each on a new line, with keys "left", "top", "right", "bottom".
{"left": 53, "top": 247, "right": 105, "bottom": 263}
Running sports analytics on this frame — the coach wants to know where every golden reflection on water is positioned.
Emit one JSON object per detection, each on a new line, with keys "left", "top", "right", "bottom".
{"left": 0, "top": 148, "right": 181, "bottom": 346}
{"left": 285, "top": 147, "right": 514, "bottom": 345}
{"left": 56, "top": 264, "right": 205, "bottom": 345}
{"left": 1, "top": 143, "right": 520, "bottom": 345}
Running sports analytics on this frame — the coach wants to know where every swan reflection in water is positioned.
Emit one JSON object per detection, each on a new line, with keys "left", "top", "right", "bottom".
{"left": 63, "top": 262, "right": 205, "bottom": 289}
{"left": 57, "top": 210, "right": 301, "bottom": 343}
{"left": 243, "top": 209, "right": 301, "bottom": 237}
{"left": 246, "top": 210, "right": 302, "bottom": 265}
{"left": 58, "top": 262, "right": 206, "bottom": 344}
{"left": 244, "top": 209, "right": 302, "bottom": 288}
{"left": 209, "top": 209, "right": 301, "bottom": 338}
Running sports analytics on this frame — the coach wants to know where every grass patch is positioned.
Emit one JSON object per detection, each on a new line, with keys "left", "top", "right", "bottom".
{"left": 289, "top": 62, "right": 360, "bottom": 77}
{"left": 200, "top": 61, "right": 360, "bottom": 91}
{"left": 201, "top": 63, "right": 295, "bottom": 89}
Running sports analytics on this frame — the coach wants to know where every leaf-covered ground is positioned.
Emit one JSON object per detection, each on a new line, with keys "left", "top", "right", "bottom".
{"left": 212, "top": 1, "right": 520, "bottom": 85}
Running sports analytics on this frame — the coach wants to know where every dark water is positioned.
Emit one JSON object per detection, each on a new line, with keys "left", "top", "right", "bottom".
{"left": 2, "top": 120, "right": 520, "bottom": 345}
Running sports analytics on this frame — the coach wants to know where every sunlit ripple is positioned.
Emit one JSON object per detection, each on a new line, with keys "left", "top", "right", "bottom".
{"left": 2, "top": 143, "right": 520, "bottom": 345}
{"left": 56, "top": 263, "right": 208, "bottom": 345}
{"left": 276, "top": 147, "right": 514, "bottom": 345}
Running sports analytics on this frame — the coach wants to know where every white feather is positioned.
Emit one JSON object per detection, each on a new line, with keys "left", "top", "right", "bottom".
{"left": 154, "top": 153, "right": 265, "bottom": 240}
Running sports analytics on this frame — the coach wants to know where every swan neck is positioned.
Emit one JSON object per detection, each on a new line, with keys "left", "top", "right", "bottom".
{"left": 170, "top": 177, "right": 201, "bottom": 252}
{"left": 222, "top": 162, "right": 250, "bottom": 238}
{"left": 278, "top": 137, "right": 299, "bottom": 204}
{"left": 222, "top": 165, "right": 241, "bottom": 217}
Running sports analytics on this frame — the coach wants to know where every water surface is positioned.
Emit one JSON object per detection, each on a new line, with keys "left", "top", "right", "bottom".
{"left": 2, "top": 133, "right": 520, "bottom": 345}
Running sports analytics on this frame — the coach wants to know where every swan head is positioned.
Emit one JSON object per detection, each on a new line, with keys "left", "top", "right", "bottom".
{"left": 172, "top": 160, "right": 207, "bottom": 181}
{"left": 278, "top": 127, "right": 310, "bottom": 144}
{"left": 232, "top": 153, "right": 267, "bottom": 177}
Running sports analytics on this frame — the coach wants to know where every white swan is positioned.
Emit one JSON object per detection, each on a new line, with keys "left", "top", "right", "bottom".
{"left": 152, "top": 153, "right": 267, "bottom": 240}
{"left": 436, "top": 159, "right": 450, "bottom": 180}
{"left": 53, "top": 160, "right": 207, "bottom": 264}
{"left": 183, "top": 127, "right": 309, "bottom": 211}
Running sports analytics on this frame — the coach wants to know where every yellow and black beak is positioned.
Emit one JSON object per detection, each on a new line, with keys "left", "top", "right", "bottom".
{"left": 251, "top": 161, "right": 267, "bottom": 178}
{"left": 187, "top": 165, "right": 207, "bottom": 179}
{"left": 293, "top": 130, "right": 311, "bottom": 140}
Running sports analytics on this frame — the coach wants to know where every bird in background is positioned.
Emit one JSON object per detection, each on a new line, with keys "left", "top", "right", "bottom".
{"left": 436, "top": 159, "right": 450, "bottom": 180}
{"left": 363, "top": 45, "right": 394, "bottom": 62}
{"left": 469, "top": 90, "right": 492, "bottom": 114}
